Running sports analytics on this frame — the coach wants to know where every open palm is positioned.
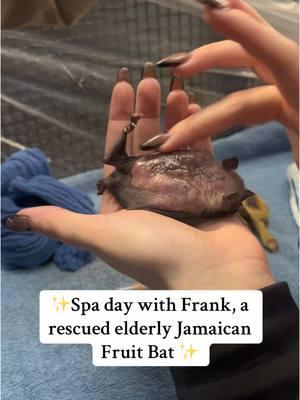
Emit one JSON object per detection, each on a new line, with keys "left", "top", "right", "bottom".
{"left": 13, "top": 65, "right": 272, "bottom": 290}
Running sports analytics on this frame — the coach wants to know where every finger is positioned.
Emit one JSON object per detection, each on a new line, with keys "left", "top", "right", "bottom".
{"left": 187, "top": 94, "right": 213, "bottom": 152}
{"left": 165, "top": 82, "right": 212, "bottom": 152}
{"left": 102, "top": 69, "right": 134, "bottom": 213}
{"left": 165, "top": 76, "right": 189, "bottom": 130}
{"left": 105, "top": 68, "right": 134, "bottom": 171}
{"left": 133, "top": 62, "right": 161, "bottom": 154}
{"left": 15, "top": 206, "right": 196, "bottom": 289}
{"left": 187, "top": 103, "right": 201, "bottom": 115}
{"left": 172, "top": 40, "right": 273, "bottom": 84}
{"left": 205, "top": 5, "right": 299, "bottom": 108}
{"left": 174, "top": 41, "right": 250, "bottom": 77}
{"left": 160, "top": 85, "right": 286, "bottom": 152}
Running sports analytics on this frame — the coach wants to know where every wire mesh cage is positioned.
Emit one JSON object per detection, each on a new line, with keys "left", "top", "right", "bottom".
{"left": 2, "top": 0, "right": 262, "bottom": 177}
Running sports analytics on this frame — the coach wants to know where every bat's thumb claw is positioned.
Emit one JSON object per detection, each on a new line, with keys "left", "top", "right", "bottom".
{"left": 131, "top": 113, "right": 143, "bottom": 125}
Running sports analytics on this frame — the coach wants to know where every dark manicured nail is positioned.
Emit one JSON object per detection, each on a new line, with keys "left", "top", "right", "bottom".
{"left": 188, "top": 91, "right": 196, "bottom": 104}
{"left": 170, "top": 76, "right": 184, "bottom": 91}
{"left": 157, "top": 52, "right": 190, "bottom": 68}
{"left": 196, "top": 0, "right": 229, "bottom": 9}
{"left": 4, "top": 215, "right": 31, "bottom": 232}
{"left": 116, "top": 67, "right": 130, "bottom": 83}
{"left": 140, "top": 134, "right": 170, "bottom": 151}
{"left": 141, "top": 62, "right": 157, "bottom": 79}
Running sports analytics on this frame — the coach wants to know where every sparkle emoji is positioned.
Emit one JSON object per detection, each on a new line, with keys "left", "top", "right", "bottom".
{"left": 59, "top": 296, "right": 70, "bottom": 311}
{"left": 186, "top": 344, "right": 198, "bottom": 359}
{"left": 53, "top": 294, "right": 69, "bottom": 312}
{"left": 180, "top": 344, "right": 198, "bottom": 360}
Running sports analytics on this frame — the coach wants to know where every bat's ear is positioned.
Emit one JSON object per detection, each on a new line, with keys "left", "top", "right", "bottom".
{"left": 222, "top": 192, "right": 241, "bottom": 213}
{"left": 242, "top": 189, "right": 255, "bottom": 201}
{"left": 224, "top": 192, "right": 240, "bottom": 203}
{"left": 222, "top": 157, "right": 239, "bottom": 170}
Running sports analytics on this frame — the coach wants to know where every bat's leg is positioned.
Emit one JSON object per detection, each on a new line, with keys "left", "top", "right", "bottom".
{"left": 103, "top": 113, "right": 142, "bottom": 166}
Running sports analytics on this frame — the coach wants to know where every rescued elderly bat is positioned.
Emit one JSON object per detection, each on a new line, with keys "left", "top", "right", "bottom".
{"left": 97, "top": 114, "right": 253, "bottom": 225}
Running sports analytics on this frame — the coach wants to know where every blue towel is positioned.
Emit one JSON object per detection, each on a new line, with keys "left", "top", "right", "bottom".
{"left": 214, "top": 122, "right": 291, "bottom": 160}
{"left": 1, "top": 148, "right": 96, "bottom": 271}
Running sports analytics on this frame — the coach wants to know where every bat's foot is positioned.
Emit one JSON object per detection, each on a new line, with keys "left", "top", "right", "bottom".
{"left": 123, "top": 113, "right": 143, "bottom": 134}
{"left": 97, "top": 179, "right": 105, "bottom": 195}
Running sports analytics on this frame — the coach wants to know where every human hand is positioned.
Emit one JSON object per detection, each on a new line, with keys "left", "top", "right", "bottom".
{"left": 154, "top": 0, "right": 299, "bottom": 165}
{"left": 5, "top": 64, "right": 273, "bottom": 290}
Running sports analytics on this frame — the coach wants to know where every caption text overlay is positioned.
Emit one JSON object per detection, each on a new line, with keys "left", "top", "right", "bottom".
{"left": 40, "top": 290, "right": 263, "bottom": 366}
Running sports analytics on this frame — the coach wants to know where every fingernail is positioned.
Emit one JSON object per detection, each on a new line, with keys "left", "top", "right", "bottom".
{"left": 170, "top": 76, "right": 184, "bottom": 91}
{"left": 141, "top": 62, "right": 156, "bottom": 79}
{"left": 188, "top": 91, "right": 196, "bottom": 104}
{"left": 3, "top": 215, "right": 31, "bottom": 232}
{"left": 116, "top": 67, "right": 130, "bottom": 83}
{"left": 196, "top": 0, "right": 229, "bottom": 9}
{"left": 157, "top": 52, "right": 190, "bottom": 68}
{"left": 140, "top": 134, "right": 170, "bottom": 151}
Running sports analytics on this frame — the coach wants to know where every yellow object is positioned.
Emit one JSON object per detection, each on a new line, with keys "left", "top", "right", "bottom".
{"left": 240, "top": 194, "right": 279, "bottom": 253}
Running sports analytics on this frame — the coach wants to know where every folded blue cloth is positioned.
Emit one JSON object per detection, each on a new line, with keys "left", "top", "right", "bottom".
{"left": 1, "top": 148, "right": 50, "bottom": 194}
{"left": 214, "top": 122, "right": 291, "bottom": 160}
{"left": 1, "top": 148, "right": 96, "bottom": 271}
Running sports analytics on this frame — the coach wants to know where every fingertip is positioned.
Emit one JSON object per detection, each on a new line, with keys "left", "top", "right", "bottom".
{"left": 165, "top": 90, "right": 189, "bottom": 130}
{"left": 170, "top": 50, "right": 200, "bottom": 77}
{"left": 137, "top": 76, "right": 161, "bottom": 93}
{"left": 135, "top": 78, "right": 161, "bottom": 117}
{"left": 116, "top": 67, "right": 131, "bottom": 83}
{"left": 159, "top": 138, "right": 176, "bottom": 153}
{"left": 109, "top": 81, "right": 135, "bottom": 120}
{"left": 187, "top": 103, "right": 201, "bottom": 115}
{"left": 166, "top": 90, "right": 189, "bottom": 111}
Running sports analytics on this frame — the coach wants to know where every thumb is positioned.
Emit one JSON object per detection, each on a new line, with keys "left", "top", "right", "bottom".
{"left": 4, "top": 206, "right": 180, "bottom": 288}
{"left": 6, "top": 206, "right": 105, "bottom": 252}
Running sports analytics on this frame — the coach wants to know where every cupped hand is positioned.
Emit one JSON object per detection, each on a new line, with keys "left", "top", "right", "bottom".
{"left": 158, "top": 0, "right": 299, "bottom": 165}
{"left": 11, "top": 65, "right": 273, "bottom": 290}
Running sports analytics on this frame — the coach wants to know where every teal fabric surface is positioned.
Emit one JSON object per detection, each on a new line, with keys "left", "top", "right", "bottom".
{"left": 2, "top": 122, "right": 298, "bottom": 400}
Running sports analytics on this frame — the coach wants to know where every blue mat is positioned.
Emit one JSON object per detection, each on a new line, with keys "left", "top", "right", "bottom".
{"left": 2, "top": 122, "right": 299, "bottom": 400}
